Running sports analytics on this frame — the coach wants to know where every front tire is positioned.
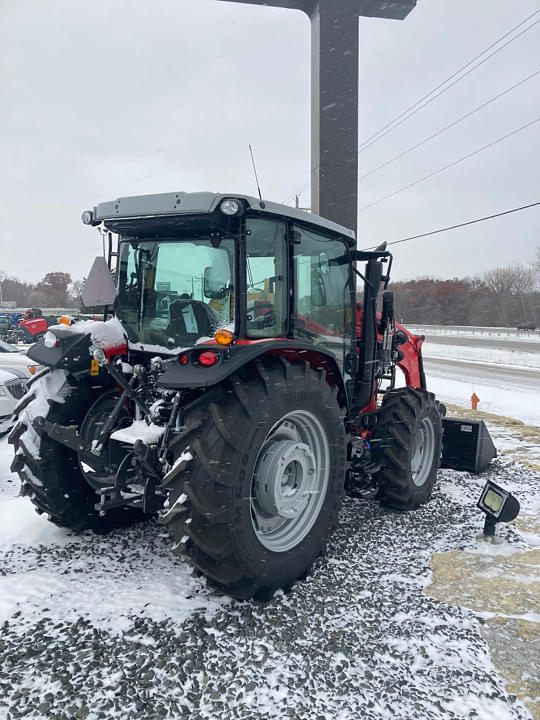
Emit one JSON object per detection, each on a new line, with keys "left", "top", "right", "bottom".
{"left": 161, "top": 358, "right": 346, "bottom": 599}
{"left": 372, "top": 388, "right": 442, "bottom": 510}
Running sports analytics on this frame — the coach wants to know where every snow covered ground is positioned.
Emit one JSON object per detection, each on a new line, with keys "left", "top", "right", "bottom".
{"left": 423, "top": 342, "right": 540, "bottom": 371}
{"left": 0, "top": 431, "right": 537, "bottom": 720}
{"left": 0, "top": 332, "right": 538, "bottom": 719}
{"left": 419, "top": 333, "right": 540, "bottom": 428}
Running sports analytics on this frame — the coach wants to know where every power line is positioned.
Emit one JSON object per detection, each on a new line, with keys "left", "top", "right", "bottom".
{"left": 281, "top": 9, "right": 540, "bottom": 208}
{"left": 358, "top": 70, "right": 540, "bottom": 182}
{"left": 282, "top": 182, "right": 311, "bottom": 206}
{"left": 357, "top": 10, "right": 540, "bottom": 152}
{"left": 358, "top": 116, "right": 540, "bottom": 213}
{"left": 361, "top": 201, "right": 540, "bottom": 250}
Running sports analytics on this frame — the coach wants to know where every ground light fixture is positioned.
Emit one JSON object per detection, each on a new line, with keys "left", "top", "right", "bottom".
{"left": 477, "top": 480, "right": 520, "bottom": 537}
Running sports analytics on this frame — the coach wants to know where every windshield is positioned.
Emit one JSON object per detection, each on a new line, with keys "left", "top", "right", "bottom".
{"left": 116, "top": 236, "right": 235, "bottom": 348}
{"left": 0, "top": 338, "right": 19, "bottom": 353}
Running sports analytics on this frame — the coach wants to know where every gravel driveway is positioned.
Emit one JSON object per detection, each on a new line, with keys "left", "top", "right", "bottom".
{"left": 0, "top": 435, "right": 536, "bottom": 720}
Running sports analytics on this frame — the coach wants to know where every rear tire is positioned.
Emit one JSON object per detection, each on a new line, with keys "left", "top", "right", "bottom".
{"left": 9, "top": 371, "right": 146, "bottom": 532}
{"left": 161, "top": 357, "right": 346, "bottom": 599}
{"left": 372, "top": 388, "right": 442, "bottom": 510}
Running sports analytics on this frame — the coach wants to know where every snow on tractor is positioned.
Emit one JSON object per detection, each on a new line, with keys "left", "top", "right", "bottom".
{"left": 9, "top": 192, "right": 491, "bottom": 599}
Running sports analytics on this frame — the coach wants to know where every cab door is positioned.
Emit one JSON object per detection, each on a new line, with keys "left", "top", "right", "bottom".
{"left": 292, "top": 226, "right": 355, "bottom": 392}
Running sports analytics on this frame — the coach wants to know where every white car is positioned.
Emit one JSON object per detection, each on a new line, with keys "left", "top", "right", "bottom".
{"left": 0, "top": 338, "right": 42, "bottom": 378}
{"left": 0, "top": 368, "right": 27, "bottom": 435}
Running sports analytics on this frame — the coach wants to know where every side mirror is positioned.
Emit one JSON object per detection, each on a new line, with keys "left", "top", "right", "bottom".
{"left": 203, "top": 266, "right": 227, "bottom": 299}
{"left": 319, "top": 252, "right": 330, "bottom": 274}
{"left": 311, "top": 269, "right": 327, "bottom": 307}
{"left": 81, "top": 256, "right": 118, "bottom": 307}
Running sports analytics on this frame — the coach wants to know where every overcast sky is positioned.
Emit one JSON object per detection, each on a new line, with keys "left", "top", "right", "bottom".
{"left": 1, "top": 0, "right": 539, "bottom": 285}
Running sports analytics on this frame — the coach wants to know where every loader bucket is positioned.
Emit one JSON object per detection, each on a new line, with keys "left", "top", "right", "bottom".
{"left": 440, "top": 418, "right": 497, "bottom": 474}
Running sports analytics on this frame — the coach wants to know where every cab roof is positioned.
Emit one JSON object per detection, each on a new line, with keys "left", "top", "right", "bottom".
{"left": 92, "top": 191, "right": 356, "bottom": 246}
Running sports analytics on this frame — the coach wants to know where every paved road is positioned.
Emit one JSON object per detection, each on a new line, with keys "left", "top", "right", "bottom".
{"left": 424, "top": 356, "right": 540, "bottom": 394}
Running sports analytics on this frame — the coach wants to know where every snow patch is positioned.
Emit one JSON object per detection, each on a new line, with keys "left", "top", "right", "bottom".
{"left": 0, "top": 527, "right": 226, "bottom": 635}
{"left": 49, "top": 316, "right": 127, "bottom": 350}
{"left": 423, "top": 342, "right": 540, "bottom": 371}
{"left": 110, "top": 420, "right": 165, "bottom": 445}
{"left": 16, "top": 369, "right": 70, "bottom": 459}
{"left": 173, "top": 451, "right": 193, "bottom": 469}
{"left": 43, "top": 330, "right": 57, "bottom": 348}
{"left": 0, "top": 496, "right": 78, "bottom": 548}
{"left": 128, "top": 341, "right": 189, "bottom": 355}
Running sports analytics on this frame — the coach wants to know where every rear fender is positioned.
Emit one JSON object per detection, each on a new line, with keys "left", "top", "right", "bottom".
{"left": 27, "top": 329, "right": 94, "bottom": 373}
{"left": 157, "top": 340, "right": 349, "bottom": 408}
{"left": 27, "top": 326, "right": 126, "bottom": 378}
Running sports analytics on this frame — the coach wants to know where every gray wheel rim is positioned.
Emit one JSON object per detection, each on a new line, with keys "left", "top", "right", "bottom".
{"left": 251, "top": 410, "right": 329, "bottom": 552}
{"left": 411, "top": 416, "right": 435, "bottom": 487}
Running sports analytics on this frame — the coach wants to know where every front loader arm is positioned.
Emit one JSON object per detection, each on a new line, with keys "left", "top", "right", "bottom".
{"left": 394, "top": 321, "right": 426, "bottom": 389}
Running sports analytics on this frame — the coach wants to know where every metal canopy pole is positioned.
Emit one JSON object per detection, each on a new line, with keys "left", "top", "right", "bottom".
{"left": 217, "top": 0, "right": 416, "bottom": 235}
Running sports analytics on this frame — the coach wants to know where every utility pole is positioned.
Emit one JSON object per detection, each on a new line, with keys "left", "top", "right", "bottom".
{"left": 0, "top": 271, "right": 6, "bottom": 306}
{"left": 217, "top": 0, "right": 417, "bottom": 235}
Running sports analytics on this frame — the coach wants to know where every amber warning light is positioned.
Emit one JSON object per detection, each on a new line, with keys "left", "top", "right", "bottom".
{"left": 215, "top": 329, "right": 234, "bottom": 346}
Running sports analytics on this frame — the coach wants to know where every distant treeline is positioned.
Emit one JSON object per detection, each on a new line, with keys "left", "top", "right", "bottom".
{"left": 0, "top": 272, "right": 82, "bottom": 309}
{"left": 2, "top": 250, "right": 540, "bottom": 328}
{"left": 387, "top": 259, "right": 540, "bottom": 327}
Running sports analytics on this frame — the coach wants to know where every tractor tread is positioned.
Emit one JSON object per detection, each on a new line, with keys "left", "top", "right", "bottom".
{"left": 372, "top": 387, "right": 442, "bottom": 511}
{"left": 9, "top": 371, "right": 147, "bottom": 532}
{"left": 161, "top": 356, "right": 346, "bottom": 599}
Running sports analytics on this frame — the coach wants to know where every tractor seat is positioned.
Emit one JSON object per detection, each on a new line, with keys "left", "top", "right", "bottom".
{"left": 166, "top": 300, "right": 216, "bottom": 343}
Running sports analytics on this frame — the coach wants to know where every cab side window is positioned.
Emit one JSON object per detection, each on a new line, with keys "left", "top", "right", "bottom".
{"left": 245, "top": 218, "right": 288, "bottom": 338}
{"left": 293, "top": 226, "right": 352, "bottom": 364}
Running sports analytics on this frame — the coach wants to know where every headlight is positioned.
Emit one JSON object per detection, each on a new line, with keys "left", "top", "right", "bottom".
{"left": 81, "top": 210, "right": 95, "bottom": 225}
{"left": 93, "top": 347, "right": 107, "bottom": 366}
{"left": 0, "top": 387, "right": 6, "bottom": 397}
{"left": 220, "top": 198, "right": 242, "bottom": 216}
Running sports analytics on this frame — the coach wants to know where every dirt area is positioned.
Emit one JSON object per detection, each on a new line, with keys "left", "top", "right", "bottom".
{"left": 427, "top": 408, "right": 540, "bottom": 719}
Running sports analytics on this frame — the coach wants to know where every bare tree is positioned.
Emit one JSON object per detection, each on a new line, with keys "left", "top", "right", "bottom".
{"left": 68, "top": 279, "right": 84, "bottom": 308}
{"left": 482, "top": 264, "right": 536, "bottom": 326}
{"left": 534, "top": 247, "right": 540, "bottom": 278}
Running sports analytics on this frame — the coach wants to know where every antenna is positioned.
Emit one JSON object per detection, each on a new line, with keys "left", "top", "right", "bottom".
{"left": 249, "top": 144, "right": 263, "bottom": 200}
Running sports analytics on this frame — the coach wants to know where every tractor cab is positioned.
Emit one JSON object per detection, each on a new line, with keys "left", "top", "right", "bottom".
{"left": 88, "top": 192, "right": 360, "bottom": 394}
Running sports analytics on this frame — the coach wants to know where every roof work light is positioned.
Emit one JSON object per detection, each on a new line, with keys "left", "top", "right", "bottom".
{"left": 477, "top": 480, "right": 520, "bottom": 537}
{"left": 220, "top": 198, "right": 243, "bottom": 216}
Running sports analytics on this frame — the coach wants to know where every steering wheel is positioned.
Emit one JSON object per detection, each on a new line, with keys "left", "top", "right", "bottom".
{"left": 246, "top": 302, "right": 275, "bottom": 329}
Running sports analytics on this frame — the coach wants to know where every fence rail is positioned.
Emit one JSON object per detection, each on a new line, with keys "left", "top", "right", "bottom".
{"left": 405, "top": 324, "right": 540, "bottom": 339}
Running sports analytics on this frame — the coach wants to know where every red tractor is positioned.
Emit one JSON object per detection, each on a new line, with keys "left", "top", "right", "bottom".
{"left": 9, "top": 192, "right": 484, "bottom": 599}
{"left": 18, "top": 308, "right": 49, "bottom": 343}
